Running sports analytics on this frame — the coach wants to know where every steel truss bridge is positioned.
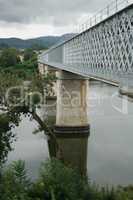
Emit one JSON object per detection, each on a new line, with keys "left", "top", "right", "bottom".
{"left": 39, "top": 0, "right": 133, "bottom": 86}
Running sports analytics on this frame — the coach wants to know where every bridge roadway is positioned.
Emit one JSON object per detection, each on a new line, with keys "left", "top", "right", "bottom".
{"left": 38, "top": 1, "right": 133, "bottom": 87}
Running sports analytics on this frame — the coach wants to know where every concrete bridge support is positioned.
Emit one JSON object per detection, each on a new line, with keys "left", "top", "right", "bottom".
{"left": 54, "top": 70, "right": 90, "bottom": 137}
{"left": 38, "top": 63, "right": 57, "bottom": 97}
{"left": 38, "top": 63, "right": 56, "bottom": 75}
{"left": 38, "top": 63, "right": 45, "bottom": 75}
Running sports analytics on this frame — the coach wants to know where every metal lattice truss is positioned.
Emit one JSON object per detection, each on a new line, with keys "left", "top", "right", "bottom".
{"left": 39, "top": 4, "right": 133, "bottom": 84}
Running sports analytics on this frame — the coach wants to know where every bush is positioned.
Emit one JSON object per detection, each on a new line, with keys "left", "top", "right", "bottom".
{"left": 38, "top": 159, "right": 87, "bottom": 200}
{"left": 0, "top": 159, "right": 133, "bottom": 200}
{"left": 0, "top": 160, "right": 31, "bottom": 200}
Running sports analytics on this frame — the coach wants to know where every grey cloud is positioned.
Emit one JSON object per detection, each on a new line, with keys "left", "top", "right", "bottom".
{"left": 0, "top": 0, "right": 109, "bottom": 25}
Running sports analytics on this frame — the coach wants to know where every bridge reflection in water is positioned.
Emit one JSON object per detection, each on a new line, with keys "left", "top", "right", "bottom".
{"left": 44, "top": 98, "right": 89, "bottom": 176}
{"left": 48, "top": 133, "right": 88, "bottom": 175}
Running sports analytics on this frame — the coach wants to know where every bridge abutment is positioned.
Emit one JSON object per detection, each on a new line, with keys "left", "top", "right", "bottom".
{"left": 54, "top": 70, "right": 90, "bottom": 137}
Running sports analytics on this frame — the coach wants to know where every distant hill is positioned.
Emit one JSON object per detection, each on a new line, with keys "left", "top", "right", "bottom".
{"left": 0, "top": 33, "right": 76, "bottom": 49}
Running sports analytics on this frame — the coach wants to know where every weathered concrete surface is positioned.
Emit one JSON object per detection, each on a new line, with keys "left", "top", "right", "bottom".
{"left": 56, "top": 70, "right": 89, "bottom": 127}
{"left": 38, "top": 63, "right": 45, "bottom": 75}
{"left": 38, "top": 63, "right": 57, "bottom": 75}
{"left": 38, "top": 64, "right": 57, "bottom": 97}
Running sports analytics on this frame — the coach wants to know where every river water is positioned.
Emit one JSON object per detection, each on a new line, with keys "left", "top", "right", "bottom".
{"left": 7, "top": 80, "right": 133, "bottom": 186}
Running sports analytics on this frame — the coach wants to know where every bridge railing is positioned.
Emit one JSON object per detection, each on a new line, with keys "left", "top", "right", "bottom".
{"left": 79, "top": 0, "right": 133, "bottom": 33}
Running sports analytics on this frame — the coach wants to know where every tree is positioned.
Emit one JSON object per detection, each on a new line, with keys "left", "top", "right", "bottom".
{"left": 37, "top": 159, "right": 86, "bottom": 200}
{"left": 0, "top": 114, "right": 16, "bottom": 166}
{"left": 0, "top": 70, "right": 56, "bottom": 166}
{"left": 23, "top": 48, "right": 36, "bottom": 61}
{"left": 0, "top": 48, "right": 20, "bottom": 68}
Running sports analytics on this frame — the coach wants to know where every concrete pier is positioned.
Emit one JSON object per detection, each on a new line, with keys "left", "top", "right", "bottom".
{"left": 55, "top": 70, "right": 90, "bottom": 137}
{"left": 38, "top": 63, "right": 56, "bottom": 75}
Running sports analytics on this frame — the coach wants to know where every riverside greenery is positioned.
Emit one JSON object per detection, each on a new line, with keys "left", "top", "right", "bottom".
{"left": 0, "top": 159, "right": 133, "bottom": 200}
{"left": 0, "top": 47, "right": 56, "bottom": 168}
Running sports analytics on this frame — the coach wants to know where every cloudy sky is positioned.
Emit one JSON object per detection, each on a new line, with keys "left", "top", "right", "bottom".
{"left": 0, "top": 0, "right": 131, "bottom": 39}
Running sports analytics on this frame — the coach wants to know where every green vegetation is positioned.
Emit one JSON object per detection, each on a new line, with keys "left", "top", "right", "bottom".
{"left": 24, "top": 48, "right": 36, "bottom": 61}
{"left": 0, "top": 71, "right": 56, "bottom": 168}
{"left": 0, "top": 159, "right": 133, "bottom": 200}
{"left": 0, "top": 48, "right": 38, "bottom": 78}
{"left": 0, "top": 48, "right": 20, "bottom": 67}
{"left": 0, "top": 47, "right": 56, "bottom": 168}
{"left": 0, "top": 114, "right": 17, "bottom": 166}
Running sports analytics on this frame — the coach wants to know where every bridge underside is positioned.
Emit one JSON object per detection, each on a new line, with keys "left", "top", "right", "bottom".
{"left": 39, "top": 61, "right": 119, "bottom": 86}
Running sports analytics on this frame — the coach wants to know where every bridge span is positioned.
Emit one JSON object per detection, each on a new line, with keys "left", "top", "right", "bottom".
{"left": 39, "top": 0, "right": 133, "bottom": 86}
{"left": 38, "top": 0, "right": 133, "bottom": 137}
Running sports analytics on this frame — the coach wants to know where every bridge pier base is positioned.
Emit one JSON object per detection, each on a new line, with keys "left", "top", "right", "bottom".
{"left": 54, "top": 70, "right": 90, "bottom": 137}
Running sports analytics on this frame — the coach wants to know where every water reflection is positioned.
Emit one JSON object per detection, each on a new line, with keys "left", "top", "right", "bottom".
{"left": 8, "top": 117, "right": 49, "bottom": 180}
{"left": 7, "top": 80, "right": 133, "bottom": 186}
{"left": 48, "top": 135, "right": 88, "bottom": 175}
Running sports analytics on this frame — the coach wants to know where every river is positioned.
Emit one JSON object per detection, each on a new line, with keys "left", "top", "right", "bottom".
{"left": 7, "top": 80, "right": 133, "bottom": 186}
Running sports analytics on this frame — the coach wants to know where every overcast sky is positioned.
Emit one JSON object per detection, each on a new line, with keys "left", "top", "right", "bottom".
{"left": 0, "top": 0, "right": 131, "bottom": 39}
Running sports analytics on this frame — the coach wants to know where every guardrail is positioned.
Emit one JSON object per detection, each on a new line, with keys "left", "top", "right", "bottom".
{"left": 40, "top": 0, "right": 133, "bottom": 57}
{"left": 78, "top": 0, "right": 133, "bottom": 33}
